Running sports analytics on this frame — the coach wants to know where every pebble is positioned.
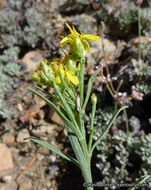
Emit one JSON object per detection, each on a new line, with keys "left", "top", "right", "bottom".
{"left": 1, "top": 175, "right": 12, "bottom": 183}
{"left": 19, "top": 181, "right": 32, "bottom": 190}
{"left": 0, "top": 144, "right": 14, "bottom": 172}
{"left": 16, "top": 129, "right": 30, "bottom": 143}
{"left": 17, "top": 103, "right": 23, "bottom": 112}
{"left": 49, "top": 155, "right": 56, "bottom": 163}
{"left": 2, "top": 134, "right": 15, "bottom": 144}
{"left": 22, "top": 51, "right": 43, "bottom": 73}
{"left": 0, "top": 182, "right": 17, "bottom": 190}
{"left": 31, "top": 122, "right": 57, "bottom": 137}
{"left": 48, "top": 109, "right": 64, "bottom": 127}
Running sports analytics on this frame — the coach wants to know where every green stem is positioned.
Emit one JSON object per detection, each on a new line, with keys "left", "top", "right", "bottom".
{"left": 90, "top": 106, "right": 128, "bottom": 156}
{"left": 106, "top": 84, "right": 115, "bottom": 99}
{"left": 79, "top": 58, "right": 85, "bottom": 108}
{"left": 66, "top": 127, "right": 93, "bottom": 190}
{"left": 52, "top": 81, "right": 79, "bottom": 130}
{"left": 88, "top": 99, "right": 96, "bottom": 152}
{"left": 27, "top": 88, "right": 81, "bottom": 138}
{"left": 138, "top": 3, "right": 141, "bottom": 60}
{"left": 123, "top": 109, "right": 129, "bottom": 138}
{"left": 82, "top": 69, "right": 101, "bottom": 112}
{"left": 59, "top": 71, "right": 76, "bottom": 101}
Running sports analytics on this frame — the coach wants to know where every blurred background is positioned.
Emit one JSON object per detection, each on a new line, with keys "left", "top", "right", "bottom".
{"left": 0, "top": 0, "right": 151, "bottom": 190}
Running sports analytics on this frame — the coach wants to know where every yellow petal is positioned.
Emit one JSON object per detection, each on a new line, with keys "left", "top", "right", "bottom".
{"left": 72, "top": 26, "right": 80, "bottom": 36}
{"left": 68, "top": 33, "right": 78, "bottom": 39}
{"left": 58, "top": 34, "right": 64, "bottom": 39}
{"left": 35, "top": 64, "right": 41, "bottom": 71}
{"left": 66, "top": 71, "right": 79, "bottom": 85}
{"left": 81, "top": 39, "right": 90, "bottom": 52}
{"left": 81, "top": 34, "right": 99, "bottom": 41}
{"left": 55, "top": 75, "right": 61, "bottom": 84}
{"left": 65, "top": 22, "right": 73, "bottom": 33}
{"left": 60, "top": 37, "right": 73, "bottom": 47}
{"left": 32, "top": 73, "right": 40, "bottom": 81}
{"left": 60, "top": 68, "right": 65, "bottom": 78}
{"left": 50, "top": 61, "right": 57, "bottom": 65}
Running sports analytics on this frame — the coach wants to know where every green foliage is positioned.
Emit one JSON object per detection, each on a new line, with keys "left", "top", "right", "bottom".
{"left": 0, "top": 0, "right": 52, "bottom": 49}
{"left": 136, "top": 83, "right": 151, "bottom": 95}
{"left": 0, "top": 101, "right": 14, "bottom": 118}
{"left": 4, "top": 62, "right": 21, "bottom": 77}
{"left": 0, "top": 0, "right": 54, "bottom": 119}
{"left": 94, "top": 130, "right": 151, "bottom": 189}
{"left": 92, "top": 0, "right": 151, "bottom": 37}
{"left": 0, "top": 47, "right": 20, "bottom": 63}
{"left": 87, "top": 107, "right": 113, "bottom": 140}
{"left": 0, "top": 47, "right": 21, "bottom": 118}
{"left": 141, "top": 8, "right": 151, "bottom": 36}
{"left": 132, "top": 59, "right": 151, "bottom": 77}
{"left": 93, "top": 0, "right": 138, "bottom": 37}
{"left": 132, "top": 59, "right": 151, "bottom": 95}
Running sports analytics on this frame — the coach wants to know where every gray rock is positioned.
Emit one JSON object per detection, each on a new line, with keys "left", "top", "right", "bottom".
{"left": 31, "top": 121, "right": 57, "bottom": 137}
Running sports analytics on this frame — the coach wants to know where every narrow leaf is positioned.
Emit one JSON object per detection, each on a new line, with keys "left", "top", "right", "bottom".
{"left": 27, "top": 87, "right": 80, "bottom": 137}
{"left": 25, "top": 136, "right": 79, "bottom": 167}
{"left": 82, "top": 69, "right": 101, "bottom": 112}
{"left": 59, "top": 71, "right": 76, "bottom": 101}
{"left": 90, "top": 106, "right": 128, "bottom": 155}
{"left": 0, "top": 130, "right": 9, "bottom": 138}
{"left": 79, "top": 58, "right": 85, "bottom": 108}
{"left": 35, "top": 86, "right": 60, "bottom": 101}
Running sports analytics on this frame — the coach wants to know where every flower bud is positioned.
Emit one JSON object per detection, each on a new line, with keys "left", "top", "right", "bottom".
{"left": 32, "top": 73, "right": 41, "bottom": 84}
{"left": 70, "top": 38, "right": 86, "bottom": 61}
{"left": 32, "top": 60, "right": 55, "bottom": 87}
{"left": 65, "top": 56, "right": 77, "bottom": 73}
{"left": 91, "top": 93, "right": 97, "bottom": 106}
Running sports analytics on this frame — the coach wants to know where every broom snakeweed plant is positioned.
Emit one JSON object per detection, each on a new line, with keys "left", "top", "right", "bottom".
{"left": 26, "top": 23, "right": 127, "bottom": 190}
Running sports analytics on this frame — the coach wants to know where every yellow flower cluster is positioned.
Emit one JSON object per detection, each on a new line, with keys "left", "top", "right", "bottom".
{"left": 32, "top": 23, "right": 99, "bottom": 87}
{"left": 60, "top": 23, "right": 99, "bottom": 53}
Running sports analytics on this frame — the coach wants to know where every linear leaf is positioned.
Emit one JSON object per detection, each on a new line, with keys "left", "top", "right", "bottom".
{"left": 27, "top": 88, "right": 80, "bottom": 137}
{"left": 90, "top": 106, "right": 128, "bottom": 155}
{"left": 25, "top": 136, "right": 79, "bottom": 167}
{"left": 82, "top": 69, "right": 101, "bottom": 111}
{"left": 35, "top": 86, "right": 60, "bottom": 101}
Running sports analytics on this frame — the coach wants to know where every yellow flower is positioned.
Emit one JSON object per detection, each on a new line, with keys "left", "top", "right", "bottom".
{"left": 60, "top": 23, "right": 99, "bottom": 53}
{"left": 33, "top": 56, "right": 79, "bottom": 87}
{"left": 50, "top": 58, "right": 79, "bottom": 86}
{"left": 32, "top": 60, "right": 55, "bottom": 86}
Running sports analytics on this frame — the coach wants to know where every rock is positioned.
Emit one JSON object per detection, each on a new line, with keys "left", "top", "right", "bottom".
{"left": 71, "top": 13, "right": 97, "bottom": 35}
{"left": 19, "top": 181, "right": 32, "bottom": 190}
{"left": 22, "top": 51, "right": 43, "bottom": 73}
{"left": 86, "top": 38, "right": 116, "bottom": 66}
{"left": 17, "top": 103, "right": 23, "bottom": 112}
{"left": 16, "top": 129, "right": 30, "bottom": 143}
{"left": 31, "top": 121, "right": 57, "bottom": 137}
{"left": 49, "top": 0, "right": 67, "bottom": 10}
{"left": 0, "top": 144, "right": 14, "bottom": 172}
{"left": 48, "top": 108, "right": 64, "bottom": 127}
{"left": 1, "top": 175, "right": 12, "bottom": 183}
{"left": 37, "top": 146, "right": 50, "bottom": 155}
{"left": 49, "top": 155, "right": 57, "bottom": 163}
{"left": 0, "top": 0, "right": 6, "bottom": 10}
{"left": 0, "top": 182, "right": 17, "bottom": 190}
{"left": 2, "top": 134, "right": 15, "bottom": 144}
